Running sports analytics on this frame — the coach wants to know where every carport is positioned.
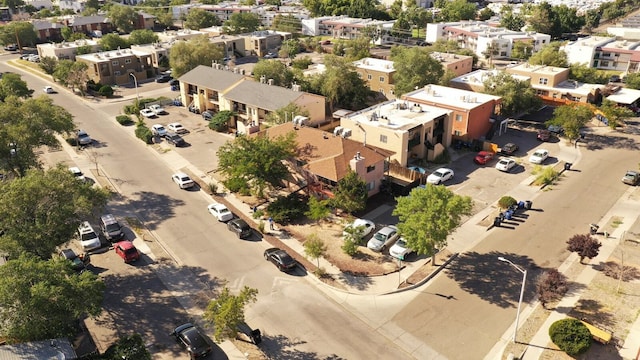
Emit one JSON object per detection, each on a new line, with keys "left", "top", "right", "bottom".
{"left": 605, "top": 87, "right": 640, "bottom": 108}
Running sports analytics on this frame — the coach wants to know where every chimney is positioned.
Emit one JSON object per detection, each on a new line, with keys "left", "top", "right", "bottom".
{"left": 349, "top": 152, "right": 366, "bottom": 175}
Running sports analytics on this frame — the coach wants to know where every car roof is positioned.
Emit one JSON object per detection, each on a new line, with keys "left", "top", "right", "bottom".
{"left": 115, "top": 241, "right": 135, "bottom": 249}
{"left": 169, "top": 122, "right": 182, "bottom": 126}
{"left": 353, "top": 218, "right": 373, "bottom": 226}
{"left": 231, "top": 218, "right": 248, "bottom": 227}
{"left": 209, "top": 203, "right": 227, "bottom": 210}
{"left": 376, "top": 225, "right": 397, "bottom": 235}
{"left": 174, "top": 172, "right": 189, "bottom": 177}
{"left": 60, "top": 248, "right": 77, "bottom": 260}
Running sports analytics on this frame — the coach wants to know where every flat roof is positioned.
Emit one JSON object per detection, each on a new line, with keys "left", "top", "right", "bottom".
{"left": 344, "top": 100, "right": 451, "bottom": 131}
{"left": 76, "top": 48, "right": 149, "bottom": 62}
{"left": 451, "top": 69, "right": 530, "bottom": 86}
{"left": 403, "top": 84, "right": 501, "bottom": 110}
{"left": 352, "top": 57, "right": 394, "bottom": 73}
{"left": 606, "top": 87, "right": 640, "bottom": 104}
{"left": 508, "top": 63, "right": 569, "bottom": 75}
{"left": 535, "top": 80, "right": 605, "bottom": 96}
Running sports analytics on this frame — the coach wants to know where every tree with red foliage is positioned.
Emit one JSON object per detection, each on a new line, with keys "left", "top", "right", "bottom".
{"left": 567, "top": 234, "right": 601, "bottom": 264}
{"left": 536, "top": 269, "right": 568, "bottom": 309}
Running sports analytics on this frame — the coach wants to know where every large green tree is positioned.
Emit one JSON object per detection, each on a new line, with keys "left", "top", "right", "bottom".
{"left": 500, "top": 6, "right": 526, "bottom": 31}
{"left": 624, "top": 72, "right": 640, "bottom": 90}
{"left": 99, "top": 33, "right": 130, "bottom": 51}
{"left": 569, "top": 63, "right": 608, "bottom": 84}
{"left": 0, "top": 72, "right": 33, "bottom": 101}
{"left": 391, "top": 46, "right": 445, "bottom": 96}
{"left": 547, "top": 104, "right": 593, "bottom": 142}
{"left": 103, "top": 333, "right": 152, "bottom": 360}
{"left": 223, "top": 12, "right": 261, "bottom": 34}
{"left": 128, "top": 29, "right": 159, "bottom": 45}
{"left": 315, "top": 55, "right": 371, "bottom": 112}
{"left": 344, "top": 36, "right": 371, "bottom": 61}
{"left": 330, "top": 170, "right": 368, "bottom": 214}
{"left": 184, "top": 8, "right": 221, "bottom": 30}
{"left": 0, "top": 254, "right": 104, "bottom": 342}
{"left": 528, "top": 42, "right": 568, "bottom": 67}
{"left": 279, "top": 39, "right": 302, "bottom": 59}
{"left": 216, "top": 132, "right": 297, "bottom": 196}
{"left": 393, "top": 185, "right": 473, "bottom": 264}
{"left": 203, "top": 286, "right": 258, "bottom": 342}
{"left": 169, "top": 35, "right": 224, "bottom": 78}
{"left": 483, "top": 72, "right": 541, "bottom": 117}
{"left": 0, "top": 21, "right": 37, "bottom": 47}
{"left": 252, "top": 60, "right": 293, "bottom": 87}
{"left": 438, "top": 0, "right": 477, "bottom": 21}
{"left": 0, "top": 166, "right": 110, "bottom": 258}
{"left": 600, "top": 99, "right": 634, "bottom": 128}
{"left": 107, "top": 5, "right": 138, "bottom": 33}
{"left": 528, "top": 2, "right": 560, "bottom": 39}
{"left": 1, "top": 0, "right": 24, "bottom": 12}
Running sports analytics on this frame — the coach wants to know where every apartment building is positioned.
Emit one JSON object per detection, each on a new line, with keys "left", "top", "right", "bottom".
{"left": 431, "top": 51, "right": 474, "bottom": 77}
{"left": 32, "top": 20, "right": 65, "bottom": 43}
{"left": 37, "top": 39, "right": 100, "bottom": 61}
{"left": 449, "top": 69, "right": 530, "bottom": 92}
{"left": 426, "top": 21, "right": 550, "bottom": 60}
{"left": 130, "top": 42, "right": 171, "bottom": 70}
{"left": 210, "top": 34, "right": 246, "bottom": 59}
{"left": 199, "top": 3, "right": 254, "bottom": 22}
{"left": 402, "top": 84, "right": 501, "bottom": 140}
{"left": 304, "top": 16, "right": 395, "bottom": 41}
{"left": 76, "top": 48, "right": 153, "bottom": 85}
{"left": 341, "top": 99, "right": 452, "bottom": 166}
{"left": 353, "top": 57, "right": 396, "bottom": 99}
{"left": 60, "top": 15, "right": 112, "bottom": 36}
{"left": 157, "top": 29, "right": 208, "bottom": 42}
{"left": 244, "top": 30, "right": 291, "bottom": 57}
{"left": 562, "top": 36, "right": 640, "bottom": 74}
{"left": 253, "top": 5, "right": 309, "bottom": 29}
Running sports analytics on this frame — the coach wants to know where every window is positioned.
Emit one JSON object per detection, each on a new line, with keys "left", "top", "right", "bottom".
{"left": 114, "top": 71, "right": 121, "bottom": 76}
{"left": 379, "top": 76, "right": 385, "bottom": 83}
{"left": 538, "top": 78, "right": 548, "bottom": 85}
{"left": 455, "top": 114, "right": 463, "bottom": 122}
{"left": 366, "top": 165, "right": 375, "bottom": 173}
{"left": 367, "top": 74, "right": 372, "bottom": 80}
{"left": 125, "top": 59, "right": 131, "bottom": 64}
{"left": 366, "top": 181, "right": 375, "bottom": 191}
{"left": 454, "top": 130, "right": 461, "bottom": 136}
{"left": 601, "top": 61, "right": 609, "bottom": 67}
{"left": 112, "top": 61, "right": 119, "bottom": 66}
{"left": 380, "top": 134, "right": 387, "bottom": 143}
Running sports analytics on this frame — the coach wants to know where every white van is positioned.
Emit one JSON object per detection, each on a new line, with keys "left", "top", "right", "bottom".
{"left": 77, "top": 222, "right": 101, "bottom": 251}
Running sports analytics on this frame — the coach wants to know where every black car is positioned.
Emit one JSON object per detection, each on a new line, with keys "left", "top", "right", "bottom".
{"left": 155, "top": 74, "right": 173, "bottom": 83}
{"left": 264, "top": 248, "right": 297, "bottom": 272}
{"left": 169, "top": 79, "right": 179, "bottom": 86}
{"left": 165, "top": 132, "right": 186, "bottom": 147}
{"left": 170, "top": 323, "right": 212, "bottom": 359}
{"left": 499, "top": 142, "right": 519, "bottom": 155}
{"left": 227, "top": 218, "right": 252, "bottom": 239}
{"left": 59, "top": 248, "right": 90, "bottom": 272}
{"left": 202, "top": 110, "right": 214, "bottom": 121}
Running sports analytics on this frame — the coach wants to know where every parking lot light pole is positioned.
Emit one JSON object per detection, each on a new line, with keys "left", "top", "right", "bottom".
{"left": 129, "top": 73, "right": 139, "bottom": 102}
{"left": 498, "top": 256, "right": 527, "bottom": 343}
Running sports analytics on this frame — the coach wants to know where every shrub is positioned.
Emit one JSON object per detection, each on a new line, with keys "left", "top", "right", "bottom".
{"left": 567, "top": 234, "right": 602, "bottom": 264}
{"left": 135, "top": 122, "right": 153, "bottom": 144}
{"left": 98, "top": 85, "right": 114, "bottom": 97}
{"left": 341, "top": 238, "right": 358, "bottom": 257}
{"left": 498, "top": 196, "right": 517, "bottom": 209}
{"left": 116, "top": 115, "right": 133, "bottom": 126}
{"left": 223, "top": 177, "right": 249, "bottom": 194}
{"left": 266, "top": 194, "right": 308, "bottom": 224}
{"left": 207, "top": 182, "right": 218, "bottom": 194}
{"left": 532, "top": 165, "right": 560, "bottom": 186}
{"left": 209, "top": 111, "right": 234, "bottom": 132}
{"left": 257, "top": 220, "right": 265, "bottom": 234}
{"left": 548, "top": 318, "right": 592, "bottom": 355}
{"left": 536, "top": 269, "right": 568, "bottom": 308}
{"left": 252, "top": 209, "right": 264, "bottom": 219}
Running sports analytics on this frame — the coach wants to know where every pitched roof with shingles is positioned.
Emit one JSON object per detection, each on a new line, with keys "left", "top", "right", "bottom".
{"left": 178, "top": 65, "right": 246, "bottom": 91}
{"left": 69, "top": 15, "right": 108, "bottom": 26}
{"left": 223, "top": 81, "right": 303, "bottom": 111}
{"left": 261, "top": 123, "right": 389, "bottom": 182}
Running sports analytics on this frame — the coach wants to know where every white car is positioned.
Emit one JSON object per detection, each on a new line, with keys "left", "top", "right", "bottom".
{"left": 77, "top": 221, "right": 101, "bottom": 252}
{"left": 69, "top": 166, "right": 85, "bottom": 181}
{"left": 367, "top": 225, "right": 399, "bottom": 252}
{"left": 43, "top": 85, "right": 54, "bottom": 94}
{"left": 148, "top": 104, "right": 166, "bottom": 115}
{"left": 167, "top": 122, "right": 187, "bottom": 134}
{"left": 426, "top": 168, "right": 454, "bottom": 185}
{"left": 172, "top": 172, "right": 195, "bottom": 189}
{"left": 151, "top": 124, "right": 168, "bottom": 137}
{"left": 389, "top": 237, "right": 413, "bottom": 260}
{"left": 140, "top": 108, "right": 155, "bottom": 118}
{"left": 496, "top": 158, "right": 517, "bottom": 172}
{"left": 529, "top": 149, "right": 549, "bottom": 164}
{"left": 207, "top": 202, "right": 233, "bottom": 222}
{"left": 343, "top": 218, "right": 375, "bottom": 240}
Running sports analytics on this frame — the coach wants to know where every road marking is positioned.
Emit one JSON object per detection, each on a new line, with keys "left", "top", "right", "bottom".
{"left": 228, "top": 275, "right": 245, "bottom": 292}
{"left": 271, "top": 276, "right": 297, "bottom": 293}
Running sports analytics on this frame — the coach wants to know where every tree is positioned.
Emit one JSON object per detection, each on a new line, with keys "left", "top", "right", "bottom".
{"left": 203, "top": 286, "right": 258, "bottom": 342}
{"left": 536, "top": 269, "right": 568, "bottom": 309}
{"left": 548, "top": 318, "right": 592, "bottom": 355}
{"left": 265, "top": 102, "right": 309, "bottom": 125}
{"left": 624, "top": 72, "right": 640, "bottom": 90}
{"left": 344, "top": 36, "right": 371, "bottom": 61}
{"left": 317, "top": 55, "right": 371, "bottom": 112}
{"left": 528, "top": 42, "right": 568, "bottom": 67}
{"left": 547, "top": 104, "right": 593, "bottom": 142}
{"left": 223, "top": 12, "right": 261, "bottom": 35}
{"left": 99, "top": 33, "right": 130, "bottom": 51}
{"left": 478, "top": 7, "right": 494, "bottom": 21}
{"left": 498, "top": 196, "right": 517, "bottom": 209}
{"left": 61, "top": 26, "right": 73, "bottom": 41}
{"left": 128, "top": 29, "right": 159, "bottom": 45}
{"left": 511, "top": 40, "right": 534, "bottom": 60}
{"left": 342, "top": 238, "right": 358, "bottom": 256}
{"left": 393, "top": 185, "right": 473, "bottom": 264}
{"left": 1, "top": 0, "right": 24, "bottom": 12}
{"left": 0, "top": 167, "right": 110, "bottom": 258}
{"left": 272, "top": 14, "right": 301, "bottom": 33}
{"left": 553, "top": 4, "right": 585, "bottom": 35}
{"left": 184, "top": 8, "right": 221, "bottom": 30}
{"left": 76, "top": 44, "right": 92, "bottom": 55}
{"left": 208, "top": 110, "right": 233, "bottom": 132}
{"left": 0, "top": 254, "right": 104, "bottom": 342}
{"left": 600, "top": 99, "right": 634, "bottom": 128}
{"left": 391, "top": 46, "right": 445, "bottom": 96}
{"left": 0, "top": 72, "right": 33, "bottom": 101}
{"left": 529, "top": 2, "right": 560, "bottom": 39}
{"left": 216, "top": 132, "right": 297, "bottom": 197}
{"left": 583, "top": 9, "right": 601, "bottom": 33}
{"left": 330, "top": 170, "right": 367, "bottom": 214}
{"left": 107, "top": 5, "right": 138, "bottom": 33}
{"left": 569, "top": 63, "right": 608, "bottom": 84}
{"left": 103, "top": 333, "right": 152, "bottom": 360}
{"left": 483, "top": 72, "right": 541, "bottom": 117}
{"left": 67, "top": 61, "right": 90, "bottom": 94}
{"left": 303, "top": 233, "right": 327, "bottom": 269}
{"left": 439, "top": 0, "right": 477, "bottom": 22}
{"left": 252, "top": 59, "right": 294, "bottom": 87}
{"left": 567, "top": 234, "right": 602, "bottom": 264}
{"left": 305, "top": 196, "right": 331, "bottom": 223}
{"left": 0, "top": 21, "right": 37, "bottom": 47}
{"left": 39, "top": 56, "right": 58, "bottom": 75}
{"left": 347, "top": 0, "right": 377, "bottom": 18}
{"left": 169, "top": 36, "right": 224, "bottom": 78}
{"left": 279, "top": 39, "right": 302, "bottom": 59}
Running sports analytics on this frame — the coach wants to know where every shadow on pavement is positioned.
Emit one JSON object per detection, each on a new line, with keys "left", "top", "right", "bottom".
{"left": 260, "top": 333, "right": 333, "bottom": 360}
{"left": 109, "top": 190, "right": 185, "bottom": 231}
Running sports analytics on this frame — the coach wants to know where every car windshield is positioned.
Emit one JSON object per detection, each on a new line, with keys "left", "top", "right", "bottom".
{"left": 80, "top": 231, "right": 97, "bottom": 241}
{"left": 395, "top": 239, "right": 407, "bottom": 248}
{"left": 374, "top": 232, "right": 387, "bottom": 241}
{"left": 124, "top": 248, "right": 137, "bottom": 256}
{"left": 169, "top": 134, "right": 180, "bottom": 140}
{"left": 219, "top": 208, "right": 230, "bottom": 214}
{"left": 106, "top": 223, "right": 120, "bottom": 232}
{"left": 78, "top": 134, "right": 89, "bottom": 139}
{"left": 625, "top": 172, "right": 637, "bottom": 178}
{"left": 434, "top": 171, "right": 444, "bottom": 177}
{"left": 180, "top": 176, "right": 190, "bottom": 182}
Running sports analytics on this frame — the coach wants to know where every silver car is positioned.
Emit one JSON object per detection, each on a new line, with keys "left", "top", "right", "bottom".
{"left": 367, "top": 225, "right": 399, "bottom": 252}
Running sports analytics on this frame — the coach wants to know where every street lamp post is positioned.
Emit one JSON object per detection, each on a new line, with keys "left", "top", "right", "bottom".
{"left": 498, "top": 256, "right": 527, "bottom": 343}
{"left": 129, "top": 73, "right": 139, "bottom": 102}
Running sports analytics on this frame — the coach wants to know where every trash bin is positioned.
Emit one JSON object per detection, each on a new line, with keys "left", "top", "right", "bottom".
{"left": 564, "top": 162, "right": 572, "bottom": 171}
{"left": 590, "top": 224, "right": 599, "bottom": 235}
{"left": 525, "top": 200, "right": 532, "bottom": 210}
{"left": 493, "top": 217, "right": 501, "bottom": 227}
{"left": 517, "top": 201, "right": 525, "bottom": 209}
{"left": 498, "top": 213, "right": 505, "bottom": 221}
{"left": 504, "top": 210, "right": 513, "bottom": 220}
{"left": 250, "top": 329, "right": 262, "bottom": 345}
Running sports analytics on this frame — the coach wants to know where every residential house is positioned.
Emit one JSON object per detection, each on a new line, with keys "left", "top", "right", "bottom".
{"left": 430, "top": 51, "right": 474, "bottom": 77}
{"left": 341, "top": 99, "right": 452, "bottom": 167}
{"left": 25, "top": 0, "right": 53, "bottom": 10}
{"left": 130, "top": 42, "right": 171, "bottom": 70}
{"left": 60, "top": 15, "right": 112, "bottom": 36}
{"left": 179, "top": 64, "right": 247, "bottom": 115}
{"left": 353, "top": 57, "right": 396, "bottom": 99}
{"left": 32, "top": 20, "right": 65, "bottom": 43}
{"left": 37, "top": 39, "right": 100, "bottom": 61}
{"left": 562, "top": 36, "right": 640, "bottom": 74}
{"left": 426, "top": 21, "right": 550, "bottom": 60}
{"left": 0, "top": 338, "right": 77, "bottom": 360}
{"left": 76, "top": 48, "right": 153, "bottom": 85}
{"left": 137, "top": 12, "right": 156, "bottom": 30}
{"left": 59, "top": 0, "right": 87, "bottom": 13}
{"left": 258, "top": 122, "right": 389, "bottom": 198}
{"left": 402, "top": 84, "right": 501, "bottom": 141}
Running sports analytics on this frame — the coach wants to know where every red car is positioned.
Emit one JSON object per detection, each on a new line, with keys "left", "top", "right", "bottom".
{"left": 537, "top": 129, "right": 551, "bottom": 141}
{"left": 474, "top": 151, "right": 495, "bottom": 165}
{"left": 114, "top": 241, "right": 140, "bottom": 263}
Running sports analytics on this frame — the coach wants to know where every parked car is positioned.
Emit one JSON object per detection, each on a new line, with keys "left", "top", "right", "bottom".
{"left": 19, "top": 53, "right": 32, "bottom": 60}
{"left": 43, "top": 85, "right": 54, "bottom": 94}
{"left": 28, "top": 55, "right": 40, "bottom": 62}
{"left": 140, "top": 108, "right": 155, "bottom": 118}
{"left": 367, "top": 225, "right": 399, "bottom": 252}
{"left": 537, "top": 129, "right": 551, "bottom": 141}
{"left": 264, "top": 52, "right": 278, "bottom": 59}
{"left": 622, "top": 170, "right": 640, "bottom": 185}
{"left": 474, "top": 151, "right": 495, "bottom": 165}
{"left": 227, "top": 218, "right": 252, "bottom": 239}
{"left": 77, "top": 221, "right": 101, "bottom": 252}
{"left": 426, "top": 168, "right": 454, "bottom": 185}
{"left": 499, "top": 143, "right": 519, "bottom": 156}
{"left": 76, "top": 130, "right": 92, "bottom": 145}
{"left": 207, "top": 202, "right": 233, "bottom": 222}
{"left": 165, "top": 132, "right": 186, "bottom": 147}
{"left": 167, "top": 122, "right": 187, "bottom": 134}
{"left": 69, "top": 166, "right": 85, "bottom": 182}
{"left": 343, "top": 218, "right": 375, "bottom": 240}
{"left": 496, "top": 157, "right": 517, "bottom": 172}
{"left": 148, "top": 104, "right": 166, "bottom": 115}
{"left": 155, "top": 74, "right": 173, "bottom": 83}
{"left": 59, "top": 248, "right": 90, "bottom": 272}
{"left": 547, "top": 124, "right": 564, "bottom": 135}
{"left": 529, "top": 149, "right": 549, "bottom": 164}
{"left": 202, "top": 110, "right": 214, "bottom": 120}
{"left": 389, "top": 237, "right": 413, "bottom": 260}
{"left": 114, "top": 241, "right": 140, "bottom": 263}
{"left": 264, "top": 247, "right": 297, "bottom": 272}
{"left": 99, "top": 214, "right": 124, "bottom": 242}
{"left": 172, "top": 172, "right": 195, "bottom": 189}
{"left": 609, "top": 75, "right": 621, "bottom": 83}
{"left": 169, "top": 79, "right": 179, "bottom": 86}
{"left": 170, "top": 323, "right": 212, "bottom": 359}
{"left": 151, "top": 124, "right": 168, "bottom": 137}
{"left": 4, "top": 44, "right": 17, "bottom": 51}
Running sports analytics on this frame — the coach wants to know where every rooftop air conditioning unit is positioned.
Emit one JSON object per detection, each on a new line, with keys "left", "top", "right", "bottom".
{"left": 341, "top": 128, "right": 352, "bottom": 138}
{"left": 334, "top": 126, "right": 343, "bottom": 136}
